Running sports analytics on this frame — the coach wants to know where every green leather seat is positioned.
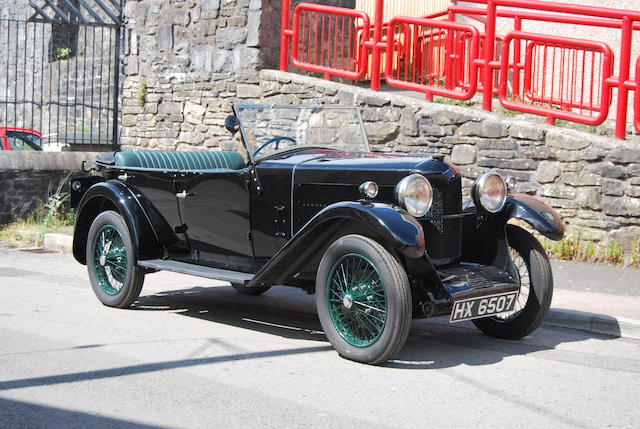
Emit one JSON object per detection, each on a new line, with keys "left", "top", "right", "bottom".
{"left": 113, "top": 151, "right": 245, "bottom": 171}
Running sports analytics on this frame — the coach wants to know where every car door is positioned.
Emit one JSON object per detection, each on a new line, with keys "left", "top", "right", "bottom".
{"left": 177, "top": 168, "right": 256, "bottom": 272}
{"left": 121, "top": 169, "right": 190, "bottom": 257}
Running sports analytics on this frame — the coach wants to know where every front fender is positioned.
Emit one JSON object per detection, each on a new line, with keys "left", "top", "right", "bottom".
{"left": 247, "top": 201, "right": 425, "bottom": 287}
{"left": 507, "top": 193, "right": 564, "bottom": 241}
{"left": 72, "top": 181, "right": 165, "bottom": 264}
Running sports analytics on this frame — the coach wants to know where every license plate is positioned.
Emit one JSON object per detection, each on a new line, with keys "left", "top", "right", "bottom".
{"left": 450, "top": 292, "right": 518, "bottom": 323}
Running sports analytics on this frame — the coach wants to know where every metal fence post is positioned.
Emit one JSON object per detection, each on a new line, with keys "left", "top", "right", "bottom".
{"left": 370, "top": 0, "right": 384, "bottom": 90}
{"left": 280, "top": 0, "right": 291, "bottom": 71}
{"left": 483, "top": 0, "right": 496, "bottom": 111}
{"left": 615, "top": 16, "right": 632, "bottom": 140}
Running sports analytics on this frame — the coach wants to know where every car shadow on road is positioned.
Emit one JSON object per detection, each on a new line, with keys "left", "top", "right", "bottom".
{"left": 0, "top": 396, "right": 161, "bottom": 428}
{"left": 133, "top": 284, "right": 623, "bottom": 370}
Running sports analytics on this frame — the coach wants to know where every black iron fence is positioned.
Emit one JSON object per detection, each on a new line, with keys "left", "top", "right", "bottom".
{"left": 0, "top": 5, "right": 121, "bottom": 150}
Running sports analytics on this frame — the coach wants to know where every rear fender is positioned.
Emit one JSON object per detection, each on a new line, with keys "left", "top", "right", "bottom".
{"left": 73, "top": 181, "right": 173, "bottom": 264}
{"left": 247, "top": 201, "right": 425, "bottom": 287}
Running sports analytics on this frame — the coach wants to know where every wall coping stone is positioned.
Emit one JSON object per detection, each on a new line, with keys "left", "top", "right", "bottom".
{"left": 0, "top": 152, "right": 101, "bottom": 171}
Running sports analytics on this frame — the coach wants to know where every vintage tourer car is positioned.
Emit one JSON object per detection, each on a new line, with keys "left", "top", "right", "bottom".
{"left": 71, "top": 104, "right": 564, "bottom": 364}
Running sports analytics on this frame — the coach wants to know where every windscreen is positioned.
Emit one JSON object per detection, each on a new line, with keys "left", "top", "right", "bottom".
{"left": 234, "top": 105, "right": 369, "bottom": 160}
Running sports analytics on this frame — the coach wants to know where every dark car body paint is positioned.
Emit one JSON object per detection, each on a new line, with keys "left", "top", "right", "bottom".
{"left": 72, "top": 180, "right": 171, "bottom": 264}
{"left": 247, "top": 201, "right": 425, "bottom": 287}
{"left": 73, "top": 146, "right": 564, "bottom": 315}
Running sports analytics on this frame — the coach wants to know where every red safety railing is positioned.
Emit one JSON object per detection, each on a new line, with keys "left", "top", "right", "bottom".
{"left": 280, "top": 0, "right": 640, "bottom": 139}
{"left": 289, "top": 3, "right": 371, "bottom": 80}
{"left": 384, "top": 17, "right": 480, "bottom": 100}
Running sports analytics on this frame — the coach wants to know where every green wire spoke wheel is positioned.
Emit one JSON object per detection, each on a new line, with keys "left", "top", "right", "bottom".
{"left": 316, "top": 235, "right": 411, "bottom": 365}
{"left": 326, "top": 253, "right": 387, "bottom": 347}
{"left": 93, "top": 224, "right": 128, "bottom": 295}
{"left": 86, "top": 211, "right": 145, "bottom": 308}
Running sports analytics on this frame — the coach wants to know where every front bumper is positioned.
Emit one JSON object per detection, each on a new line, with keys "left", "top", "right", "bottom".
{"left": 422, "top": 263, "right": 520, "bottom": 318}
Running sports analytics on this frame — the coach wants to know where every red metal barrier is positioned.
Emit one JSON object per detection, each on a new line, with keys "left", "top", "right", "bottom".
{"left": 499, "top": 31, "right": 613, "bottom": 125}
{"left": 384, "top": 17, "right": 480, "bottom": 100}
{"left": 290, "top": 3, "right": 371, "bottom": 80}
{"left": 280, "top": 0, "right": 640, "bottom": 139}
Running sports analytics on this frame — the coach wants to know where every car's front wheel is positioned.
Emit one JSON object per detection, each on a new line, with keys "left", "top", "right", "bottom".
{"left": 86, "top": 210, "right": 145, "bottom": 308}
{"left": 472, "top": 224, "right": 553, "bottom": 339}
{"left": 316, "top": 235, "right": 412, "bottom": 365}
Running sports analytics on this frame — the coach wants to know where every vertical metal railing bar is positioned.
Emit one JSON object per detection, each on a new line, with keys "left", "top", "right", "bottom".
{"left": 347, "top": 17, "right": 352, "bottom": 71}
{"left": 22, "top": 22, "right": 28, "bottom": 128}
{"left": 111, "top": 25, "right": 121, "bottom": 150}
{"left": 65, "top": 30, "right": 71, "bottom": 145}
{"left": 580, "top": 49, "right": 586, "bottom": 116}
{"left": 81, "top": 26, "right": 88, "bottom": 143}
{"left": 14, "top": 19, "right": 19, "bottom": 129}
{"left": 105, "top": 27, "right": 113, "bottom": 142}
{"left": 98, "top": 26, "right": 105, "bottom": 142}
{"left": 2, "top": 19, "right": 8, "bottom": 127}
{"left": 331, "top": 15, "right": 339, "bottom": 68}
{"left": 40, "top": 22, "right": 45, "bottom": 144}
{"left": 56, "top": 28, "right": 61, "bottom": 145}
{"left": 340, "top": 14, "right": 345, "bottom": 71}
{"left": 30, "top": 22, "right": 36, "bottom": 133}
{"left": 89, "top": 26, "right": 96, "bottom": 143}
{"left": 73, "top": 24, "right": 79, "bottom": 144}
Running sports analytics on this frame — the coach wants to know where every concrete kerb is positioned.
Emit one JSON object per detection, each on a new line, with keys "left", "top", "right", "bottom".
{"left": 546, "top": 308, "right": 640, "bottom": 340}
{"left": 43, "top": 233, "right": 73, "bottom": 253}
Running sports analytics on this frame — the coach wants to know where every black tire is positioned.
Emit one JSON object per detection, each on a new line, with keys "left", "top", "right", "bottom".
{"left": 86, "top": 210, "right": 145, "bottom": 308}
{"left": 316, "top": 235, "right": 412, "bottom": 365}
{"left": 231, "top": 283, "right": 271, "bottom": 295}
{"left": 472, "top": 225, "right": 553, "bottom": 339}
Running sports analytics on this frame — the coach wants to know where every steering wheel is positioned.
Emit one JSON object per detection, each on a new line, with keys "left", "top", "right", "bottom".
{"left": 253, "top": 136, "right": 297, "bottom": 157}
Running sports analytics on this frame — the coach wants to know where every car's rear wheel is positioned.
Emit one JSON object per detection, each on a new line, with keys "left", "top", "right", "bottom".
{"left": 231, "top": 283, "right": 271, "bottom": 295}
{"left": 316, "top": 235, "right": 412, "bottom": 365}
{"left": 472, "top": 225, "right": 553, "bottom": 339}
{"left": 86, "top": 210, "right": 145, "bottom": 308}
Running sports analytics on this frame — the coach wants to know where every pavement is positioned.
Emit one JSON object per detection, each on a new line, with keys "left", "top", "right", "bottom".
{"left": 24, "top": 233, "right": 640, "bottom": 341}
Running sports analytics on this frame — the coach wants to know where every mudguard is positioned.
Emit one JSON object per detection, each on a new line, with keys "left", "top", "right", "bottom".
{"left": 247, "top": 201, "right": 425, "bottom": 287}
{"left": 461, "top": 192, "right": 564, "bottom": 270}
{"left": 72, "top": 180, "right": 173, "bottom": 264}
{"left": 507, "top": 193, "right": 564, "bottom": 241}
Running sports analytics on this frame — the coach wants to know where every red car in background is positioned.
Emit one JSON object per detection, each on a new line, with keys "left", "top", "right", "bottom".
{"left": 0, "top": 127, "right": 43, "bottom": 151}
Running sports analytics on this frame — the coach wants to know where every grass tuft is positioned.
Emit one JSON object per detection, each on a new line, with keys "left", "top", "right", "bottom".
{"left": 0, "top": 176, "right": 75, "bottom": 248}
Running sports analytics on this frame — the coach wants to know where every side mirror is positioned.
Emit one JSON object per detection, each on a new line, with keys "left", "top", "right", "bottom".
{"left": 225, "top": 115, "right": 240, "bottom": 135}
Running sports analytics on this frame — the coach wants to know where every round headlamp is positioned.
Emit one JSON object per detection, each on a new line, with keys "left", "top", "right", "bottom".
{"left": 395, "top": 174, "right": 433, "bottom": 217}
{"left": 472, "top": 172, "right": 508, "bottom": 213}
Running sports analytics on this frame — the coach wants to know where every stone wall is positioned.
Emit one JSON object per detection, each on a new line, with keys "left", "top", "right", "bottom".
{"left": 120, "top": 0, "right": 355, "bottom": 150}
{"left": 120, "top": 67, "right": 640, "bottom": 254}
{"left": 118, "top": 1, "right": 640, "bottom": 257}
{"left": 0, "top": 152, "right": 98, "bottom": 225}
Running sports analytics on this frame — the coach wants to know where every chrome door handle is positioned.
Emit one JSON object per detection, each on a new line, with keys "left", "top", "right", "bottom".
{"left": 176, "top": 190, "right": 195, "bottom": 199}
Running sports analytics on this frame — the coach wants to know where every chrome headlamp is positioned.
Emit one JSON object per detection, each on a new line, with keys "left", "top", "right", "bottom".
{"left": 395, "top": 174, "right": 433, "bottom": 217}
{"left": 472, "top": 172, "right": 508, "bottom": 213}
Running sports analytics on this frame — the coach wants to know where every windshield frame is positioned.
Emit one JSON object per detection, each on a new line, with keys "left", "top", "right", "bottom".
{"left": 232, "top": 104, "right": 371, "bottom": 163}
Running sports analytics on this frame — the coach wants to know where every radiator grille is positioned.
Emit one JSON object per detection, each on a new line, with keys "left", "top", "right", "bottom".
{"left": 422, "top": 175, "right": 462, "bottom": 263}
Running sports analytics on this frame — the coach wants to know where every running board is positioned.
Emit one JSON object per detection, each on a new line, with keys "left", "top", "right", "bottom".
{"left": 138, "top": 259, "right": 254, "bottom": 284}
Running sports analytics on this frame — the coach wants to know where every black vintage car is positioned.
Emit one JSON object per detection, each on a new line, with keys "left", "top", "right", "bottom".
{"left": 71, "top": 104, "right": 564, "bottom": 364}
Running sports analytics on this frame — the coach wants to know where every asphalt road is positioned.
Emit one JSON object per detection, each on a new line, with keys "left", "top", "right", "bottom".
{"left": 1, "top": 248, "right": 639, "bottom": 428}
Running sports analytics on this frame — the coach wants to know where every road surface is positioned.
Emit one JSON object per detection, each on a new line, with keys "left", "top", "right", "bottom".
{"left": 1, "top": 248, "right": 639, "bottom": 428}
